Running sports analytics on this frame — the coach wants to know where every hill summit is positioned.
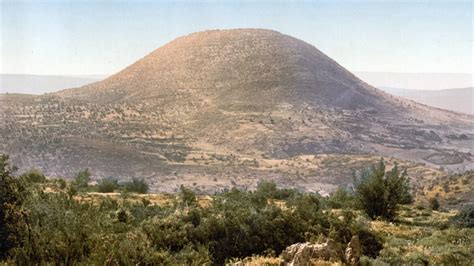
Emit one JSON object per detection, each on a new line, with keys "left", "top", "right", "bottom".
{"left": 1, "top": 29, "right": 473, "bottom": 193}
{"left": 61, "top": 29, "right": 385, "bottom": 110}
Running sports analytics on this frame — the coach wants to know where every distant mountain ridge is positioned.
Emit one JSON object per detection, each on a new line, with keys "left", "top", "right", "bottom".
{"left": 0, "top": 74, "right": 107, "bottom": 94}
{"left": 1, "top": 29, "right": 473, "bottom": 193}
{"left": 355, "top": 72, "right": 473, "bottom": 91}
{"left": 379, "top": 87, "right": 473, "bottom": 115}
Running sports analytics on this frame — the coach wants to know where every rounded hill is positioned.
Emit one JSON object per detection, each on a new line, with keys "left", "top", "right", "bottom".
{"left": 59, "top": 29, "right": 387, "bottom": 110}
{"left": 2, "top": 29, "right": 472, "bottom": 188}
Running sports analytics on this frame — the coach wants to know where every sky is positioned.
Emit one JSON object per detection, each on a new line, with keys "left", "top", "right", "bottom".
{"left": 1, "top": 0, "right": 473, "bottom": 76}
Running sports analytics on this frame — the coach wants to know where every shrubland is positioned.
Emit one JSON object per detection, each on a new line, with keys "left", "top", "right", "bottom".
{"left": 1, "top": 155, "right": 472, "bottom": 265}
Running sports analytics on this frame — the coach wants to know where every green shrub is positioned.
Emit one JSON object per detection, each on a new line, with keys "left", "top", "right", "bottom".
{"left": 255, "top": 180, "right": 278, "bottom": 198}
{"left": 358, "top": 229, "right": 384, "bottom": 258}
{"left": 429, "top": 197, "right": 440, "bottom": 211}
{"left": 255, "top": 180, "right": 299, "bottom": 200}
{"left": 122, "top": 178, "right": 149, "bottom": 194}
{"left": 450, "top": 204, "right": 474, "bottom": 228}
{"left": 72, "top": 168, "right": 91, "bottom": 189}
{"left": 327, "top": 208, "right": 383, "bottom": 257}
{"left": 56, "top": 178, "right": 67, "bottom": 189}
{"left": 20, "top": 169, "right": 46, "bottom": 184}
{"left": 178, "top": 185, "right": 197, "bottom": 206}
{"left": 202, "top": 189, "right": 306, "bottom": 264}
{"left": 326, "top": 187, "right": 358, "bottom": 209}
{"left": 354, "top": 159, "right": 412, "bottom": 220}
{"left": 97, "top": 177, "right": 119, "bottom": 193}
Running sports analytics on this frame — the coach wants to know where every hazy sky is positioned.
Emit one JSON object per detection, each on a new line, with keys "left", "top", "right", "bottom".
{"left": 1, "top": 0, "right": 472, "bottom": 76}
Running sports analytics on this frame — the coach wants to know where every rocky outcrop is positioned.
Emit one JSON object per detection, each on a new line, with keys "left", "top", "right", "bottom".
{"left": 345, "top": 235, "right": 361, "bottom": 266}
{"left": 281, "top": 240, "right": 344, "bottom": 265}
{"left": 280, "top": 236, "right": 362, "bottom": 266}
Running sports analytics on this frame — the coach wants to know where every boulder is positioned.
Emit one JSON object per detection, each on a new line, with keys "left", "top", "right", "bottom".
{"left": 345, "top": 235, "right": 361, "bottom": 265}
{"left": 281, "top": 240, "right": 344, "bottom": 265}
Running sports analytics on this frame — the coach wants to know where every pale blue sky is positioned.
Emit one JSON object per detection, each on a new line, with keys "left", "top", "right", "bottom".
{"left": 1, "top": 0, "right": 472, "bottom": 75}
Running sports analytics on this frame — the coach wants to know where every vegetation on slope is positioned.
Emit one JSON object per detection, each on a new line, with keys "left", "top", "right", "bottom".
{"left": 1, "top": 155, "right": 472, "bottom": 265}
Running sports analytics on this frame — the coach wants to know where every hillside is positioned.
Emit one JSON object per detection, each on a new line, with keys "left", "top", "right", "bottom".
{"left": 1, "top": 29, "right": 473, "bottom": 193}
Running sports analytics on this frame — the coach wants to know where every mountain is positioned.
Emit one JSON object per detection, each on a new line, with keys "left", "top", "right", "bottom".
{"left": 0, "top": 74, "right": 107, "bottom": 94}
{"left": 1, "top": 29, "right": 473, "bottom": 193}
{"left": 355, "top": 72, "right": 473, "bottom": 91}
{"left": 379, "top": 87, "right": 473, "bottom": 115}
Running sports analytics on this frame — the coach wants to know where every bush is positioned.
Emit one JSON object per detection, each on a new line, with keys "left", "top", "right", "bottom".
{"left": 358, "top": 229, "right": 384, "bottom": 258}
{"left": 450, "top": 204, "right": 474, "bottom": 228}
{"left": 255, "top": 180, "right": 278, "bottom": 198}
{"left": 327, "top": 187, "right": 358, "bottom": 209}
{"left": 354, "top": 159, "right": 412, "bottom": 220}
{"left": 326, "top": 208, "right": 383, "bottom": 257}
{"left": 97, "top": 177, "right": 119, "bottom": 193}
{"left": 72, "top": 169, "right": 91, "bottom": 189}
{"left": 202, "top": 188, "right": 307, "bottom": 263}
{"left": 56, "top": 178, "right": 67, "bottom": 189}
{"left": 20, "top": 169, "right": 46, "bottom": 184}
{"left": 178, "top": 185, "right": 197, "bottom": 206}
{"left": 122, "top": 178, "right": 149, "bottom": 194}
{"left": 255, "top": 180, "right": 299, "bottom": 200}
{"left": 429, "top": 197, "right": 440, "bottom": 211}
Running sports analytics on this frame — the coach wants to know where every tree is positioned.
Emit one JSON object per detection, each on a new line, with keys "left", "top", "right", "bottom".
{"left": 73, "top": 168, "right": 91, "bottom": 189}
{"left": 0, "top": 155, "right": 26, "bottom": 259}
{"left": 429, "top": 197, "right": 440, "bottom": 211}
{"left": 97, "top": 176, "right": 119, "bottom": 193}
{"left": 255, "top": 180, "right": 278, "bottom": 198}
{"left": 327, "top": 187, "right": 358, "bottom": 209}
{"left": 354, "top": 159, "right": 412, "bottom": 220}
{"left": 178, "top": 185, "right": 197, "bottom": 206}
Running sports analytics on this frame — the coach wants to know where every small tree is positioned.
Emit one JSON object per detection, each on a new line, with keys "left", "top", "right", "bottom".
{"left": 122, "top": 178, "right": 149, "bottom": 194}
{"left": 327, "top": 187, "right": 358, "bottom": 209}
{"left": 450, "top": 204, "right": 474, "bottom": 228}
{"left": 179, "top": 185, "right": 197, "bottom": 206}
{"left": 73, "top": 168, "right": 91, "bottom": 189}
{"left": 97, "top": 177, "right": 119, "bottom": 193}
{"left": 0, "top": 155, "right": 25, "bottom": 259}
{"left": 255, "top": 180, "right": 278, "bottom": 198}
{"left": 429, "top": 197, "right": 440, "bottom": 211}
{"left": 354, "top": 159, "right": 412, "bottom": 220}
{"left": 20, "top": 169, "right": 46, "bottom": 184}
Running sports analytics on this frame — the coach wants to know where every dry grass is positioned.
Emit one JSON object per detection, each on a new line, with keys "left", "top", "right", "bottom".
{"left": 367, "top": 205, "right": 473, "bottom": 265}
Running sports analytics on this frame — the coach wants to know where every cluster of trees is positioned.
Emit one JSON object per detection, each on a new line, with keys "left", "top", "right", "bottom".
{"left": 4, "top": 155, "right": 458, "bottom": 264}
{"left": 67, "top": 169, "right": 149, "bottom": 194}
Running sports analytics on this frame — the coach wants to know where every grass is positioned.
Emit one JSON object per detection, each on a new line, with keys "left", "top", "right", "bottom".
{"left": 367, "top": 205, "right": 473, "bottom": 265}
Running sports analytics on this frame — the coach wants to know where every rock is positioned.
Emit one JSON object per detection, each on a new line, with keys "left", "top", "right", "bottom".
{"left": 281, "top": 240, "right": 344, "bottom": 265}
{"left": 345, "top": 235, "right": 361, "bottom": 266}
